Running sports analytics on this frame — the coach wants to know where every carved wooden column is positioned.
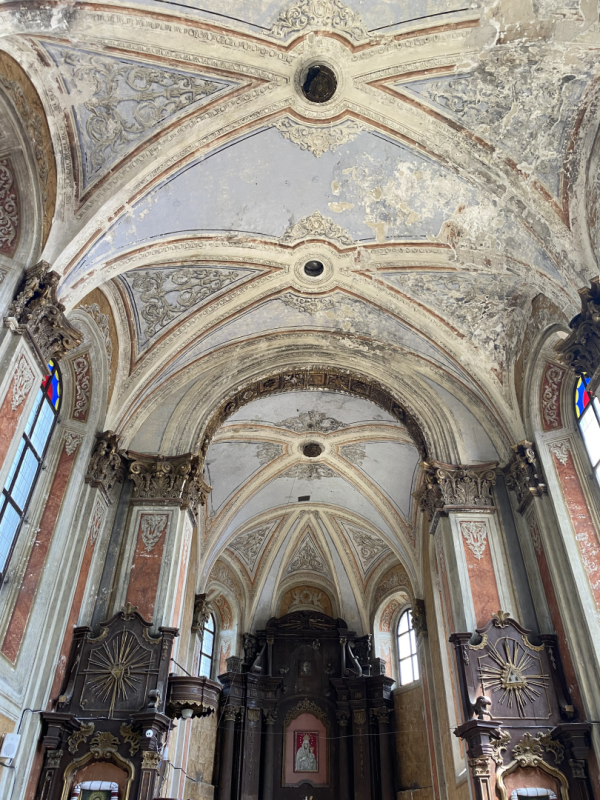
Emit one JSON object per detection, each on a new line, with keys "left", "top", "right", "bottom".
{"left": 351, "top": 706, "right": 372, "bottom": 799}
{"left": 240, "top": 705, "right": 262, "bottom": 800}
{"left": 138, "top": 751, "right": 161, "bottom": 800}
{"left": 372, "top": 706, "right": 394, "bottom": 800}
{"left": 218, "top": 706, "right": 239, "bottom": 800}
{"left": 262, "top": 709, "right": 277, "bottom": 800}
{"left": 336, "top": 710, "right": 351, "bottom": 799}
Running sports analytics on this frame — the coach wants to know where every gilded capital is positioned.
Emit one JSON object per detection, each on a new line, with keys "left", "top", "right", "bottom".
{"left": 419, "top": 460, "right": 497, "bottom": 512}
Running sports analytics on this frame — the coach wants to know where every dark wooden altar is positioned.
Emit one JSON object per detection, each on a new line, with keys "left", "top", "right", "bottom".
{"left": 216, "top": 610, "right": 395, "bottom": 800}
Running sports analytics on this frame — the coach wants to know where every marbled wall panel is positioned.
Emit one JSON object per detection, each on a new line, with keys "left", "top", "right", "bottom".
{"left": 1, "top": 438, "right": 81, "bottom": 663}
{"left": 126, "top": 512, "right": 170, "bottom": 621}
{"left": 459, "top": 518, "right": 501, "bottom": 628}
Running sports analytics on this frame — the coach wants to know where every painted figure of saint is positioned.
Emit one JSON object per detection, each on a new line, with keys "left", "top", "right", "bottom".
{"left": 295, "top": 734, "right": 318, "bottom": 771}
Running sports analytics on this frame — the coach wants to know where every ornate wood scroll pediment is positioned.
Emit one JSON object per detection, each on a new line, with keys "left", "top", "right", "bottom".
{"left": 451, "top": 612, "right": 593, "bottom": 799}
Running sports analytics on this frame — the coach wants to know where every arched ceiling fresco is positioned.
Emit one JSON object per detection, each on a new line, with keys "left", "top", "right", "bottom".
{"left": 1, "top": 0, "right": 599, "bottom": 614}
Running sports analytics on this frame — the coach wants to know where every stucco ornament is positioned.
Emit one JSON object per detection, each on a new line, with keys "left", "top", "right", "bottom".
{"left": 460, "top": 521, "right": 488, "bottom": 560}
{"left": 85, "top": 430, "right": 128, "bottom": 502}
{"left": 125, "top": 267, "right": 244, "bottom": 340}
{"left": 11, "top": 354, "right": 35, "bottom": 411}
{"left": 504, "top": 441, "right": 547, "bottom": 512}
{"left": 140, "top": 514, "right": 169, "bottom": 552}
{"left": 556, "top": 277, "right": 600, "bottom": 388}
{"left": 5, "top": 261, "right": 83, "bottom": 363}
{"left": 422, "top": 461, "right": 497, "bottom": 508}
{"left": 540, "top": 364, "right": 565, "bottom": 430}
{"left": 282, "top": 463, "right": 337, "bottom": 480}
{"left": 79, "top": 303, "right": 113, "bottom": 368}
{"left": 229, "top": 525, "right": 272, "bottom": 571}
{"left": 0, "top": 158, "right": 18, "bottom": 257}
{"left": 548, "top": 440, "right": 570, "bottom": 466}
{"left": 280, "top": 211, "right": 354, "bottom": 245}
{"left": 277, "top": 410, "right": 346, "bottom": 433}
{"left": 281, "top": 293, "right": 335, "bottom": 315}
{"left": 272, "top": 118, "right": 366, "bottom": 157}
{"left": 345, "top": 524, "right": 389, "bottom": 570}
{"left": 257, "top": 442, "right": 284, "bottom": 466}
{"left": 71, "top": 354, "right": 91, "bottom": 421}
{"left": 61, "top": 48, "right": 227, "bottom": 182}
{"left": 64, "top": 431, "right": 84, "bottom": 456}
{"left": 285, "top": 533, "right": 328, "bottom": 575}
{"left": 339, "top": 443, "right": 366, "bottom": 466}
{"left": 270, "top": 0, "right": 369, "bottom": 41}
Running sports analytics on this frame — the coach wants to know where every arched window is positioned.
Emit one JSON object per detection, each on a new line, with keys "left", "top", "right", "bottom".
{"left": 397, "top": 609, "right": 419, "bottom": 686}
{"left": 0, "top": 361, "right": 61, "bottom": 582}
{"left": 198, "top": 613, "right": 215, "bottom": 678}
{"left": 575, "top": 376, "right": 600, "bottom": 484}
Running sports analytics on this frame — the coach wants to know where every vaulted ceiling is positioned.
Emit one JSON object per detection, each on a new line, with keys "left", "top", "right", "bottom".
{"left": 1, "top": 0, "right": 599, "bottom": 620}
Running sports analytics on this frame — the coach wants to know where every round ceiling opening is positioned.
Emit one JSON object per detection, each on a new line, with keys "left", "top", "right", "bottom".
{"left": 303, "top": 442, "right": 323, "bottom": 458}
{"left": 304, "top": 260, "right": 325, "bottom": 277}
{"left": 302, "top": 65, "right": 337, "bottom": 103}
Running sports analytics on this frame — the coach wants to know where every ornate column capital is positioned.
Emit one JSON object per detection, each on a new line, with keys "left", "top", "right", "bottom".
{"left": 411, "top": 599, "right": 428, "bottom": 636}
{"left": 417, "top": 460, "right": 497, "bottom": 524}
{"left": 4, "top": 260, "right": 83, "bottom": 364}
{"left": 504, "top": 441, "right": 547, "bottom": 513}
{"left": 555, "top": 276, "right": 600, "bottom": 387}
{"left": 85, "top": 430, "right": 128, "bottom": 503}
{"left": 127, "top": 452, "right": 211, "bottom": 519}
{"left": 191, "top": 593, "right": 213, "bottom": 633}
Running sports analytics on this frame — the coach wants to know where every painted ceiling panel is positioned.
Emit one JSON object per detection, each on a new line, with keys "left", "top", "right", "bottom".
{"left": 220, "top": 471, "right": 396, "bottom": 543}
{"left": 118, "top": 265, "right": 259, "bottom": 353}
{"left": 121, "top": 0, "right": 476, "bottom": 32}
{"left": 65, "top": 127, "right": 485, "bottom": 285}
{"left": 205, "top": 440, "right": 282, "bottom": 513}
{"left": 400, "top": 53, "right": 590, "bottom": 197}
{"left": 160, "top": 293, "right": 466, "bottom": 379}
{"left": 227, "top": 390, "right": 400, "bottom": 427}
{"left": 341, "top": 440, "right": 420, "bottom": 516}
{"left": 42, "top": 43, "right": 237, "bottom": 191}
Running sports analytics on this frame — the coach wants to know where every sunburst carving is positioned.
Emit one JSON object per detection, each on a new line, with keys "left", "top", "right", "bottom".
{"left": 84, "top": 631, "right": 153, "bottom": 716}
{"left": 479, "top": 638, "right": 549, "bottom": 717}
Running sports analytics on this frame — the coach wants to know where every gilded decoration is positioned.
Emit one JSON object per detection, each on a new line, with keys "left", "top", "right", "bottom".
{"left": 83, "top": 630, "right": 153, "bottom": 717}
{"left": 5, "top": 261, "right": 83, "bottom": 364}
{"left": 496, "top": 732, "right": 570, "bottom": 800}
{"left": 283, "top": 697, "right": 330, "bottom": 729}
{"left": 478, "top": 637, "right": 550, "bottom": 718}
{"left": 67, "top": 723, "right": 95, "bottom": 754}
{"left": 119, "top": 723, "right": 141, "bottom": 756}
{"left": 420, "top": 460, "right": 498, "bottom": 509}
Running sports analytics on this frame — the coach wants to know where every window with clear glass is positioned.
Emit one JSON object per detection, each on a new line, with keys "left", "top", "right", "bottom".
{"left": 397, "top": 609, "right": 419, "bottom": 686}
{"left": 575, "top": 376, "right": 600, "bottom": 485}
{"left": 0, "top": 361, "right": 61, "bottom": 583}
{"left": 198, "top": 613, "right": 215, "bottom": 678}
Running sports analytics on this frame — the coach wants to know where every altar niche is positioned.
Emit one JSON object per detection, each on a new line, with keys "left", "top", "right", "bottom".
{"left": 216, "top": 610, "right": 395, "bottom": 800}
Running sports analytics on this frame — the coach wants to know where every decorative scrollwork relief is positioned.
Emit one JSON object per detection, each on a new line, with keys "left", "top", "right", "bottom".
{"left": 64, "top": 431, "right": 84, "bottom": 456}
{"left": 280, "top": 210, "right": 354, "bottom": 246}
{"left": 548, "top": 440, "right": 570, "bottom": 466}
{"left": 11, "top": 355, "right": 35, "bottom": 411}
{"left": 285, "top": 533, "right": 328, "bottom": 576}
{"left": 0, "top": 158, "right": 18, "bottom": 257}
{"left": 140, "top": 514, "right": 169, "bottom": 552}
{"left": 79, "top": 303, "right": 113, "bottom": 368}
{"left": 541, "top": 363, "right": 565, "bottom": 430}
{"left": 270, "top": 0, "right": 370, "bottom": 41}
{"left": 71, "top": 353, "right": 91, "bottom": 421}
{"left": 460, "top": 521, "right": 488, "bottom": 560}
{"left": 272, "top": 118, "right": 366, "bottom": 156}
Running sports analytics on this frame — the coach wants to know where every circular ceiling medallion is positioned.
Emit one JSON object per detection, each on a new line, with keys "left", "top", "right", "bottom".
{"left": 304, "top": 260, "right": 325, "bottom": 277}
{"left": 301, "top": 65, "right": 337, "bottom": 103}
{"left": 303, "top": 442, "right": 323, "bottom": 458}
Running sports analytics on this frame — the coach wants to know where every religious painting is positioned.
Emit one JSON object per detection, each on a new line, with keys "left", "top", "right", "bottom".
{"left": 294, "top": 731, "right": 319, "bottom": 772}
{"left": 298, "top": 659, "right": 312, "bottom": 676}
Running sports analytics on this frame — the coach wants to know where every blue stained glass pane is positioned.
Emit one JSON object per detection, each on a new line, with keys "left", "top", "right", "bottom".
{"left": 575, "top": 376, "right": 591, "bottom": 419}
{"left": 0, "top": 504, "right": 20, "bottom": 573}
{"left": 4, "top": 439, "right": 25, "bottom": 491}
{"left": 29, "top": 400, "right": 53, "bottom": 455}
{"left": 11, "top": 448, "right": 39, "bottom": 510}
{"left": 23, "top": 391, "right": 43, "bottom": 437}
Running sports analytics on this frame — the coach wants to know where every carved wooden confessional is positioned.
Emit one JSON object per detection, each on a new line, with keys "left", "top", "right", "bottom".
{"left": 216, "top": 610, "right": 395, "bottom": 800}
{"left": 36, "top": 606, "right": 220, "bottom": 800}
{"left": 451, "top": 612, "right": 594, "bottom": 800}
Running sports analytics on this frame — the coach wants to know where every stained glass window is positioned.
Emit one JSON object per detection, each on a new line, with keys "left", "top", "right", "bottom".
{"left": 198, "top": 613, "right": 215, "bottom": 679}
{"left": 397, "top": 609, "right": 419, "bottom": 686}
{"left": 0, "top": 361, "right": 61, "bottom": 582}
{"left": 575, "top": 375, "right": 600, "bottom": 485}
